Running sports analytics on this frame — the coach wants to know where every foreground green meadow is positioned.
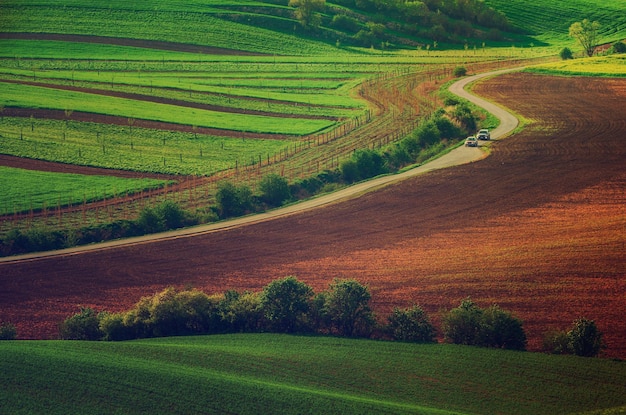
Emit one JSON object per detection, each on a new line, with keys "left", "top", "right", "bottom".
{"left": 2, "top": 334, "right": 626, "bottom": 415}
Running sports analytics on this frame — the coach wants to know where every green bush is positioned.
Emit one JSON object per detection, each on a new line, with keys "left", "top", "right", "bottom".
{"left": 341, "top": 149, "right": 387, "bottom": 183}
{"left": 542, "top": 318, "right": 605, "bottom": 357}
{"left": 453, "top": 66, "right": 467, "bottom": 77}
{"left": 99, "top": 312, "right": 135, "bottom": 341}
{"left": 386, "top": 305, "right": 436, "bottom": 343}
{"left": 568, "top": 318, "right": 605, "bottom": 357}
{"left": 215, "top": 181, "right": 253, "bottom": 218}
{"left": 452, "top": 102, "right": 477, "bottom": 132}
{"left": 478, "top": 305, "right": 526, "bottom": 350}
{"left": 261, "top": 276, "right": 314, "bottom": 333}
{"left": 219, "top": 290, "right": 265, "bottom": 333}
{"left": 442, "top": 299, "right": 526, "bottom": 350}
{"left": 339, "top": 158, "right": 360, "bottom": 183}
{"left": 610, "top": 41, "right": 626, "bottom": 54}
{"left": 319, "top": 279, "right": 376, "bottom": 337}
{"left": 441, "top": 298, "right": 483, "bottom": 346}
{"left": 59, "top": 307, "right": 104, "bottom": 340}
{"left": 259, "top": 173, "right": 291, "bottom": 207}
{"left": 330, "top": 13, "right": 361, "bottom": 33}
{"left": 560, "top": 47, "right": 574, "bottom": 60}
{"left": 542, "top": 329, "right": 572, "bottom": 354}
{"left": 0, "top": 322, "right": 17, "bottom": 340}
{"left": 137, "top": 201, "right": 189, "bottom": 233}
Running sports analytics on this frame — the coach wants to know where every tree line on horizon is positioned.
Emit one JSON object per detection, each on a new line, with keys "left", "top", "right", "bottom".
{"left": 286, "top": 0, "right": 513, "bottom": 47}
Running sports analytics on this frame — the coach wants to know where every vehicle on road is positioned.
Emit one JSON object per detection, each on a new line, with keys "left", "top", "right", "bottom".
{"left": 477, "top": 129, "right": 491, "bottom": 140}
{"left": 465, "top": 136, "right": 478, "bottom": 147}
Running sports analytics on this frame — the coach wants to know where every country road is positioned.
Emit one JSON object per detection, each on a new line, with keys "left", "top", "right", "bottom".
{"left": 0, "top": 68, "right": 521, "bottom": 264}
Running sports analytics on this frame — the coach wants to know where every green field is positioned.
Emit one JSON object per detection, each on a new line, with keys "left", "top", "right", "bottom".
{"left": 2, "top": 334, "right": 626, "bottom": 415}
{"left": 1, "top": 0, "right": 625, "bottom": 236}
{"left": 485, "top": 0, "right": 626, "bottom": 50}
{"left": 0, "top": 118, "right": 291, "bottom": 176}
{"left": 0, "top": 0, "right": 339, "bottom": 56}
{"left": 527, "top": 54, "right": 626, "bottom": 77}
{"left": 0, "top": 166, "right": 168, "bottom": 215}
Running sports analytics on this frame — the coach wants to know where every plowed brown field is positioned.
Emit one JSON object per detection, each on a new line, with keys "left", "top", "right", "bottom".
{"left": 1, "top": 73, "right": 625, "bottom": 357}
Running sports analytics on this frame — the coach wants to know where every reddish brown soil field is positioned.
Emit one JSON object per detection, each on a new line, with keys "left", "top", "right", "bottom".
{"left": 1, "top": 73, "right": 624, "bottom": 357}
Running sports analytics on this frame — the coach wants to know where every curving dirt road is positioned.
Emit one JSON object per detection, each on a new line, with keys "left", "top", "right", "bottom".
{"left": 1, "top": 71, "right": 624, "bottom": 358}
{"left": 0, "top": 68, "right": 520, "bottom": 264}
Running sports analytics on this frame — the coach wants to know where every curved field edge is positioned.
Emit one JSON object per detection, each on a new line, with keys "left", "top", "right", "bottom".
{"left": 525, "top": 55, "right": 626, "bottom": 77}
{"left": 0, "top": 82, "right": 335, "bottom": 136}
{"left": 2, "top": 334, "right": 626, "bottom": 415}
{"left": 0, "top": 1, "right": 342, "bottom": 56}
{"left": 0, "top": 166, "right": 169, "bottom": 215}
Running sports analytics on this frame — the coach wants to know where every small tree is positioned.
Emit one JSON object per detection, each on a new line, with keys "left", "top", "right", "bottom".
{"left": 442, "top": 299, "right": 526, "bottom": 350}
{"left": 219, "top": 290, "right": 265, "bottom": 333}
{"left": 387, "top": 305, "right": 436, "bottom": 343}
{"left": 569, "top": 19, "right": 601, "bottom": 57}
{"left": 322, "top": 279, "right": 376, "bottom": 337}
{"left": 261, "top": 276, "right": 314, "bottom": 333}
{"left": 560, "top": 47, "right": 574, "bottom": 60}
{"left": 478, "top": 305, "right": 526, "bottom": 350}
{"left": 215, "top": 181, "right": 253, "bottom": 218}
{"left": 259, "top": 173, "right": 291, "bottom": 207}
{"left": 453, "top": 66, "right": 467, "bottom": 77}
{"left": 441, "top": 298, "right": 482, "bottom": 345}
{"left": 339, "top": 158, "right": 360, "bottom": 183}
{"left": 610, "top": 41, "right": 626, "bottom": 54}
{"left": 568, "top": 318, "right": 605, "bottom": 357}
{"left": 542, "top": 329, "right": 572, "bottom": 355}
{"left": 289, "top": 0, "right": 325, "bottom": 29}
{"left": 59, "top": 307, "right": 103, "bottom": 340}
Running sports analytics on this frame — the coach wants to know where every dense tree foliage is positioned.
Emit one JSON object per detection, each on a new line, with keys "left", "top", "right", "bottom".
{"left": 59, "top": 307, "right": 103, "bottom": 340}
{"left": 259, "top": 173, "right": 291, "bottom": 207}
{"left": 215, "top": 181, "right": 253, "bottom": 218}
{"left": 330, "top": 0, "right": 511, "bottom": 45}
{"left": 387, "top": 305, "right": 436, "bottom": 343}
{"left": 57, "top": 278, "right": 611, "bottom": 357}
{"left": 318, "top": 279, "right": 376, "bottom": 337}
{"left": 442, "top": 299, "right": 526, "bottom": 350}
{"left": 289, "top": 0, "right": 326, "bottom": 28}
{"left": 261, "top": 276, "right": 314, "bottom": 332}
{"left": 560, "top": 47, "right": 574, "bottom": 60}
{"left": 568, "top": 318, "right": 605, "bottom": 357}
{"left": 542, "top": 318, "right": 605, "bottom": 357}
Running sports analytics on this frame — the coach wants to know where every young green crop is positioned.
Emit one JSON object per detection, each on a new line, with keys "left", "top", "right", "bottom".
{"left": 0, "top": 118, "right": 292, "bottom": 175}
{"left": 0, "top": 0, "right": 341, "bottom": 56}
{"left": 484, "top": 0, "right": 626, "bottom": 49}
{"left": 0, "top": 166, "right": 168, "bottom": 215}
{"left": 0, "top": 82, "right": 335, "bottom": 135}
{"left": 1, "top": 334, "right": 626, "bottom": 415}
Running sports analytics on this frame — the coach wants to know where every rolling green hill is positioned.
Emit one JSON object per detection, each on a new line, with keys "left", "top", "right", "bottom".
{"left": 2, "top": 334, "right": 626, "bottom": 415}
{"left": 484, "top": 0, "right": 626, "bottom": 49}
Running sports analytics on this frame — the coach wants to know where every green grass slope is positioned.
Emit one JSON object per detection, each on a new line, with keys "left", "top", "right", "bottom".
{"left": 2, "top": 334, "right": 626, "bottom": 415}
{"left": 484, "top": 0, "right": 626, "bottom": 49}
{"left": 0, "top": 0, "right": 341, "bottom": 56}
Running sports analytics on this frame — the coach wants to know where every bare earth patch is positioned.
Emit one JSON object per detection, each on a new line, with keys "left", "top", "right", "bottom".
{"left": 1, "top": 73, "right": 624, "bottom": 357}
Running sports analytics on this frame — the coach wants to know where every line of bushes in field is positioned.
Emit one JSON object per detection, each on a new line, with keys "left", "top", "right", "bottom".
{"left": 5, "top": 276, "right": 601, "bottom": 357}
